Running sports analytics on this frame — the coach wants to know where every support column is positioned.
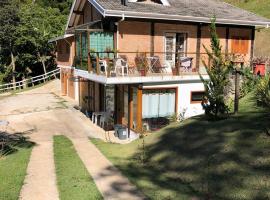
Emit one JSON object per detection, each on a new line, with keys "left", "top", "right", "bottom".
{"left": 150, "top": 22, "right": 155, "bottom": 57}
{"left": 128, "top": 85, "right": 132, "bottom": 138}
{"left": 196, "top": 23, "right": 202, "bottom": 70}
{"left": 225, "top": 27, "right": 230, "bottom": 57}
{"left": 250, "top": 27, "right": 255, "bottom": 65}
{"left": 136, "top": 86, "right": 143, "bottom": 133}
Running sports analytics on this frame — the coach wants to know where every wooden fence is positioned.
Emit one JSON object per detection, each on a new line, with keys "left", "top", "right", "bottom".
{"left": 0, "top": 68, "right": 60, "bottom": 93}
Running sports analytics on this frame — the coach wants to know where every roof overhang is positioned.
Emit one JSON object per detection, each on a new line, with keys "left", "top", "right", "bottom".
{"left": 66, "top": 0, "right": 270, "bottom": 31}
{"left": 49, "top": 34, "right": 74, "bottom": 43}
{"left": 104, "top": 9, "right": 270, "bottom": 27}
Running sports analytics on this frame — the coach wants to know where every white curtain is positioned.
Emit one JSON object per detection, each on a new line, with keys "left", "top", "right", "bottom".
{"left": 142, "top": 91, "right": 175, "bottom": 118}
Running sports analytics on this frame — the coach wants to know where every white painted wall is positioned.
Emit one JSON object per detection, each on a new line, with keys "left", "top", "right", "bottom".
{"left": 143, "top": 81, "right": 205, "bottom": 120}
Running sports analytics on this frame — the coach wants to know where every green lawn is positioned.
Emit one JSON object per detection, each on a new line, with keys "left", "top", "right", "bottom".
{"left": 53, "top": 136, "right": 103, "bottom": 200}
{"left": 0, "top": 147, "right": 32, "bottom": 200}
{"left": 91, "top": 94, "right": 270, "bottom": 200}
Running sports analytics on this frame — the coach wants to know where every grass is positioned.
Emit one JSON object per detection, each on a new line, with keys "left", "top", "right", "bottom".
{"left": 91, "top": 94, "right": 270, "bottom": 200}
{"left": 53, "top": 135, "right": 103, "bottom": 200}
{"left": 0, "top": 147, "right": 32, "bottom": 200}
{"left": 224, "top": 0, "right": 270, "bottom": 56}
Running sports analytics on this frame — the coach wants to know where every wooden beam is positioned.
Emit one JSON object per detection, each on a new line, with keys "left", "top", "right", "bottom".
{"left": 87, "top": 31, "right": 92, "bottom": 72}
{"left": 196, "top": 23, "right": 202, "bottom": 69}
{"left": 250, "top": 27, "right": 255, "bottom": 64}
{"left": 136, "top": 87, "right": 143, "bottom": 133}
{"left": 225, "top": 27, "right": 230, "bottom": 56}
{"left": 128, "top": 85, "right": 132, "bottom": 138}
{"left": 73, "top": 10, "right": 84, "bottom": 15}
{"left": 150, "top": 22, "right": 155, "bottom": 56}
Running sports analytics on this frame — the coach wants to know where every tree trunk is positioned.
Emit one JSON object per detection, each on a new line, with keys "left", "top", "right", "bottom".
{"left": 11, "top": 51, "right": 16, "bottom": 90}
{"left": 38, "top": 52, "right": 47, "bottom": 75}
{"left": 41, "top": 59, "right": 47, "bottom": 75}
{"left": 234, "top": 70, "right": 240, "bottom": 114}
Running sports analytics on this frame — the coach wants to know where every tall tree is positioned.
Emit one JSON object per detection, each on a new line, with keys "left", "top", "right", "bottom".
{"left": 0, "top": 0, "right": 20, "bottom": 87}
{"left": 16, "top": 3, "right": 66, "bottom": 75}
{"left": 200, "top": 18, "right": 232, "bottom": 119}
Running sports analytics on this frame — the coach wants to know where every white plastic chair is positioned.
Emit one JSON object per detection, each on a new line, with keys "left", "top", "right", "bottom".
{"left": 113, "top": 58, "right": 128, "bottom": 76}
{"left": 99, "top": 60, "right": 108, "bottom": 76}
{"left": 164, "top": 61, "right": 172, "bottom": 74}
{"left": 100, "top": 111, "right": 113, "bottom": 129}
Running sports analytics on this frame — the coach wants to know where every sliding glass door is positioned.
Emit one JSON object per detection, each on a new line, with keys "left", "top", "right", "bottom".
{"left": 142, "top": 89, "right": 176, "bottom": 118}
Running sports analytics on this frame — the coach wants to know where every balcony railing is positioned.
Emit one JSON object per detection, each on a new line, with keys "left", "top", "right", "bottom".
{"left": 73, "top": 51, "right": 249, "bottom": 78}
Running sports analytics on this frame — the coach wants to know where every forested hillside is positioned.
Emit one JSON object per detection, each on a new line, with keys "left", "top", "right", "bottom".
{"left": 0, "top": 0, "right": 72, "bottom": 85}
{"left": 224, "top": 0, "right": 270, "bottom": 56}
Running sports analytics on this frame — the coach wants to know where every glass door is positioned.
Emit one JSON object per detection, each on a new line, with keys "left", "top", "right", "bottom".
{"left": 165, "top": 33, "right": 176, "bottom": 67}
{"left": 176, "top": 33, "right": 187, "bottom": 58}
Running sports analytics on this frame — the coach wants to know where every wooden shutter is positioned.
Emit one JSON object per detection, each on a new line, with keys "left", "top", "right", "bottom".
{"left": 231, "top": 36, "right": 249, "bottom": 54}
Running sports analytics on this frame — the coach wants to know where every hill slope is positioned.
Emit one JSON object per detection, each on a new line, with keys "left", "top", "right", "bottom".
{"left": 224, "top": 0, "right": 270, "bottom": 56}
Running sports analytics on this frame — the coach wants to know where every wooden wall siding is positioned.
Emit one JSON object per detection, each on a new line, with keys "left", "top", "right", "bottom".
{"left": 79, "top": 81, "right": 88, "bottom": 110}
{"left": 56, "top": 37, "right": 75, "bottom": 67}
{"left": 68, "top": 70, "right": 75, "bottom": 99}
{"left": 61, "top": 72, "right": 67, "bottom": 95}
{"left": 228, "top": 27, "right": 252, "bottom": 63}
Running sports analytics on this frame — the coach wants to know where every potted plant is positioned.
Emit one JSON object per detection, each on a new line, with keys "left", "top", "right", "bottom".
{"left": 252, "top": 57, "right": 269, "bottom": 76}
{"left": 135, "top": 52, "right": 148, "bottom": 76}
{"left": 171, "top": 66, "right": 178, "bottom": 75}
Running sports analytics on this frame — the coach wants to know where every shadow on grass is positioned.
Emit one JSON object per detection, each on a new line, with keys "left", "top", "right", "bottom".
{"left": 111, "top": 112, "right": 270, "bottom": 199}
{"left": 0, "top": 131, "right": 35, "bottom": 156}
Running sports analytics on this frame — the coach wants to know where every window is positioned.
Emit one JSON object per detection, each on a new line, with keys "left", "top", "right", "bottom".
{"left": 142, "top": 89, "right": 176, "bottom": 118}
{"left": 165, "top": 33, "right": 187, "bottom": 67}
{"left": 191, "top": 91, "right": 205, "bottom": 103}
{"left": 231, "top": 36, "right": 249, "bottom": 54}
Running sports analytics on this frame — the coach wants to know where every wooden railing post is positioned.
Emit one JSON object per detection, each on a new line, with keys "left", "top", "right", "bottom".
{"left": 96, "top": 53, "right": 100, "bottom": 75}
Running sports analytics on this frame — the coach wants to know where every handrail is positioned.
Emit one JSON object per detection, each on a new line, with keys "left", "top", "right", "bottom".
{"left": 0, "top": 68, "right": 60, "bottom": 93}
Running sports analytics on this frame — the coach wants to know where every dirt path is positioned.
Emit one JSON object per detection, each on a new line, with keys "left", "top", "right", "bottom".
{"left": 0, "top": 80, "right": 144, "bottom": 200}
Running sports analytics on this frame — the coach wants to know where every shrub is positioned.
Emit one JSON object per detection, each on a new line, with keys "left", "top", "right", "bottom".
{"left": 200, "top": 18, "right": 232, "bottom": 120}
{"left": 255, "top": 75, "right": 270, "bottom": 108}
{"left": 240, "top": 67, "right": 258, "bottom": 98}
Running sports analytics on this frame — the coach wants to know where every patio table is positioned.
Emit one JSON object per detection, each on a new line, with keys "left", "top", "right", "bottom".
{"left": 146, "top": 56, "right": 159, "bottom": 73}
{"left": 92, "top": 112, "right": 105, "bottom": 125}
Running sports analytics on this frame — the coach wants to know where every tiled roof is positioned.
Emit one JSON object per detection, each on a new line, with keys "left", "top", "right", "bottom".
{"left": 95, "top": 0, "right": 270, "bottom": 25}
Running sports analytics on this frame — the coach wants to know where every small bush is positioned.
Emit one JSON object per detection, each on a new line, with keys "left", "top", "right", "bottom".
{"left": 240, "top": 67, "right": 258, "bottom": 98}
{"left": 255, "top": 75, "right": 270, "bottom": 108}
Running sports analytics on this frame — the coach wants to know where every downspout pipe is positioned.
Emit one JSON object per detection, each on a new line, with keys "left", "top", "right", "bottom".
{"left": 115, "top": 14, "right": 125, "bottom": 57}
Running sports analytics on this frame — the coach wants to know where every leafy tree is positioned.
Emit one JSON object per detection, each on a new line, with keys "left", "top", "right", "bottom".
{"left": 37, "top": 0, "right": 73, "bottom": 15}
{"left": 17, "top": 3, "right": 66, "bottom": 76}
{"left": 0, "top": 0, "right": 20, "bottom": 86}
{"left": 200, "top": 18, "right": 232, "bottom": 119}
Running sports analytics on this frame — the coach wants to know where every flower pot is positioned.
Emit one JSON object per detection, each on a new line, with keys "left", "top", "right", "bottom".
{"left": 172, "top": 68, "right": 178, "bottom": 76}
{"left": 254, "top": 63, "right": 266, "bottom": 76}
{"left": 139, "top": 69, "right": 146, "bottom": 76}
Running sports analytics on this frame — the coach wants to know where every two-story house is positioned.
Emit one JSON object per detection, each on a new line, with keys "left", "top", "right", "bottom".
{"left": 51, "top": 0, "right": 270, "bottom": 135}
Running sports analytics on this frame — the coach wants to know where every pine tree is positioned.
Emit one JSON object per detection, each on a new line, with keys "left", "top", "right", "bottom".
{"left": 200, "top": 18, "right": 232, "bottom": 119}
